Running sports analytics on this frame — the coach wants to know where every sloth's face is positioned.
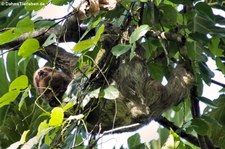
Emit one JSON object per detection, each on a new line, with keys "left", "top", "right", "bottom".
{"left": 33, "top": 67, "right": 72, "bottom": 107}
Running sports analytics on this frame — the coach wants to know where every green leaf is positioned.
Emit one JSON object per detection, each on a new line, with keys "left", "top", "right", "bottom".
{"left": 129, "top": 25, "right": 150, "bottom": 44}
{"left": 127, "top": 133, "right": 145, "bottom": 149}
{"left": 197, "top": 97, "right": 217, "bottom": 109}
{"left": 208, "top": 37, "right": 223, "bottom": 56}
{"left": 103, "top": 85, "right": 119, "bottom": 100}
{"left": 49, "top": 107, "right": 64, "bottom": 127}
{"left": 9, "top": 75, "right": 28, "bottom": 91}
{"left": 73, "top": 24, "right": 105, "bottom": 52}
{"left": 0, "top": 90, "right": 20, "bottom": 108}
{"left": 93, "top": 24, "right": 105, "bottom": 43}
{"left": 25, "top": 0, "right": 48, "bottom": 11}
{"left": 111, "top": 44, "right": 131, "bottom": 58}
{"left": 195, "top": 2, "right": 214, "bottom": 21}
{"left": 18, "top": 38, "right": 40, "bottom": 58}
{"left": 0, "top": 29, "right": 20, "bottom": 45}
{"left": 16, "top": 17, "right": 34, "bottom": 33}
{"left": 127, "top": 133, "right": 141, "bottom": 148}
{"left": 191, "top": 118, "right": 209, "bottom": 135}
{"left": 73, "top": 39, "right": 95, "bottom": 52}
{"left": 198, "top": 62, "right": 214, "bottom": 85}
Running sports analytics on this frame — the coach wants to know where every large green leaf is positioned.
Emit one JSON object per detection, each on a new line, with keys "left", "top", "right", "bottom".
{"left": 9, "top": 75, "right": 28, "bottom": 91}
{"left": 0, "top": 90, "right": 20, "bottom": 108}
{"left": 18, "top": 38, "right": 40, "bottom": 58}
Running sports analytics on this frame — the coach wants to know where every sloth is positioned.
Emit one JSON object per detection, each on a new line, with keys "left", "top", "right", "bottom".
{"left": 33, "top": 56, "right": 194, "bottom": 132}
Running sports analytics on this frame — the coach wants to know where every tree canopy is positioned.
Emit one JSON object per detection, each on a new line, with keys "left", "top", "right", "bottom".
{"left": 0, "top": 0, "right": 225, "bottom": 149}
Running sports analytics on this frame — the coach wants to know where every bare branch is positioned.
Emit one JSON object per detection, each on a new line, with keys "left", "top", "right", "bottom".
{"left": 211, "top": 79, "right": 225, "bottom": 88}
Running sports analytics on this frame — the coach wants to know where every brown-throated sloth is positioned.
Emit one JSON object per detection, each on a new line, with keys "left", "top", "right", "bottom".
{"left": 33, "top": 67, "right": 72, "bottom": 107}
{"left": 33, "top": 57, "right": 193, "bottom": 132}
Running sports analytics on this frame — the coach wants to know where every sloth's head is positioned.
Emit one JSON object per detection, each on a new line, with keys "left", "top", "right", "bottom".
{"left": 33, "top": 67, "right": 72, "bottom": 107}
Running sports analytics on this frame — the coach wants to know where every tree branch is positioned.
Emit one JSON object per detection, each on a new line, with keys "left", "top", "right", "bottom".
{"left": 155, "top": 116, "right": 200, "bottom": 147}
{"left": 190, "top": 86, "right": 216, "bottom": 149}
{"left": 35, "top": 45, "right": 78, "bottom": 77}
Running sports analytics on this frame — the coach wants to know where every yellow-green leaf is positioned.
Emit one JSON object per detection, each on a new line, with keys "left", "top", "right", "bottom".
{"left": 49, "top": 107, "right": 64, "bottom": 127}
{"left": 73, "top": 24, "right": 105, "bottom": 52}
{"left": 0, "top": 90, "right": 20, "bottom": 108}
{"left": 73, "top": 38, "right": 95, "bottom": 52}
{"left": 9, "top": 75, "right": 28, "bottom": 91}
{"left": 20, "top": 130, "right": 30, "bottom": 144}
{"left": 0, "top": 29, "right": 20, "bottom": 45}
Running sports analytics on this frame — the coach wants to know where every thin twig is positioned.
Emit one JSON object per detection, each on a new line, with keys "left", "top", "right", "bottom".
{"left": 211, "top": 79, "right": 225, "bottom": 88}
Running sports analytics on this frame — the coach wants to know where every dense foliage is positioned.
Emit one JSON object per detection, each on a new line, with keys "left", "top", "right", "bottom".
{"left": 0, "top": 0, "right": 225, "bottom": 148}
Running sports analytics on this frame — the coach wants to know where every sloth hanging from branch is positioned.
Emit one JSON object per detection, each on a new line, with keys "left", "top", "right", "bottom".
{"left": 0, "top": 0, "right": 194, "bottom": 135}
{"left": 30, "top": 0, "right": 195, "bottom": 134}
{"left": 33, "top": 9, "right": 194, "bottom": 133}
